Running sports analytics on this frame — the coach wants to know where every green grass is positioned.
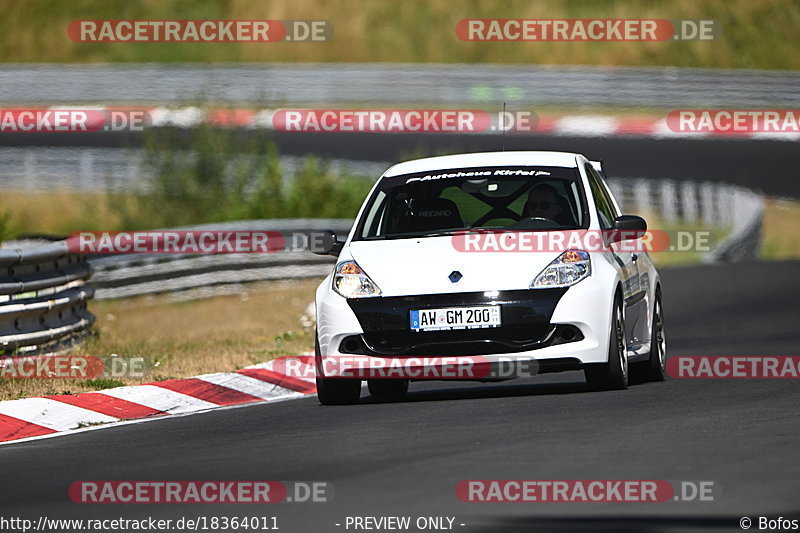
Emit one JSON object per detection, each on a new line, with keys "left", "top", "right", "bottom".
{"left": 75, "top": 420, "right": 112, "bottom": 428}
{"left": 761, "top": 199, "right": 800, "bottom": 261}
{"left": 0, "top": 279, "right": 321, "bottom": 401}
{"left": 83, "top": 378, "right": 126, "bottom": 390}
{"left": 0, "top": 0, "right": 798, "bottom": 69}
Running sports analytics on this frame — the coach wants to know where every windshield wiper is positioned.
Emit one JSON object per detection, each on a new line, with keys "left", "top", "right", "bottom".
{"left": 360, "top": 226, "right": 516, "bottom": 241}
{"left": 380, "top": 226, "right": 481, "bottom": 239}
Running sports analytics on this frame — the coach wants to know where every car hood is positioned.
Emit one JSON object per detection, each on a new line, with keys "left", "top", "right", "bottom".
{"left": 348, "top": 234, "right": 571, "bottom": 297}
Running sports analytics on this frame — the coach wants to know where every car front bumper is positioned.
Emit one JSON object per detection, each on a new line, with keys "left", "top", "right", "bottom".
{"left": 316, "top": 275, "right": 614, "bottom": 380}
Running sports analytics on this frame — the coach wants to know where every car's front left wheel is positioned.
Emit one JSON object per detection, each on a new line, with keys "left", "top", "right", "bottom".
{"left": 584, "top": 295, "right": 628, "bottom": 390}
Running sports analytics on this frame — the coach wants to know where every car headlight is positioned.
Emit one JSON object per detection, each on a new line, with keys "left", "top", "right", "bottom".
{"left": 333, "top": 260, "right": 382, "bottom": 298}
{"left": 531, "top": 250, "right": 591, "bottom": 288}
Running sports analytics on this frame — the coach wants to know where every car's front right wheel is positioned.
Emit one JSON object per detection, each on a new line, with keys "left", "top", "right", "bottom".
{"left": 584, "top": 295, "right": 628, "bottom": 390}
{"left": 315, "top": 334, "right": 361, "bottom": 405}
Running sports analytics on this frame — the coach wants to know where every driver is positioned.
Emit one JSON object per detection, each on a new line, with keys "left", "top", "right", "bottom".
{"left": 525, "top": 184, "right": 563, "bottom": 220}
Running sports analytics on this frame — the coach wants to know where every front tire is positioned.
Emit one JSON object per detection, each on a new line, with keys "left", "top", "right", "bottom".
{"left": 315, "top": 334, "right": 361, "bottom": 405}
{"left": 584, "top": 295, "right": 628, "bottom": 390}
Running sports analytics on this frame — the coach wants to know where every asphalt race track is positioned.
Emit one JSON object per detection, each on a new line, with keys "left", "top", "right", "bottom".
{"left": 1, "top": 260, "right": 798, "bottom": 532}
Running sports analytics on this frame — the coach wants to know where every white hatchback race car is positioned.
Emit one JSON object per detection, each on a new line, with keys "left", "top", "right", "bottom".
{"left": 312, "top": 151, "right": 666, "bottom": 404}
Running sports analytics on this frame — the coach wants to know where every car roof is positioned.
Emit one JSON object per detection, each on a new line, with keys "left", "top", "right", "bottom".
{"left": 382, "top": 151, "right": 582, "bottom": 177}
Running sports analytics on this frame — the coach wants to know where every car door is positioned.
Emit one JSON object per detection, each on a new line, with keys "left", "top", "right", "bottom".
{"left": 585, "top": 164, "right": 643, "bottom": 352}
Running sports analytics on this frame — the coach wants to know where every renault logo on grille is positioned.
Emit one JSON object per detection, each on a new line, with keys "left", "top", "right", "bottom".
{"left": 448, "top": 271, "right": 463, "bottom": 283}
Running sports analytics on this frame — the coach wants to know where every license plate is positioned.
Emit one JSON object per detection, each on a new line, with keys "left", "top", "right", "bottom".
{"left": 410, "top": 305, "right": 501, "bottom": 332}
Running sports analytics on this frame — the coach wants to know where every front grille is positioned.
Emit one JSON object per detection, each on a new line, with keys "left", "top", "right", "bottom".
{"left": 344, "top": 288, "right": 573, "bottom": 356}
{"left": 339, "top": 324, "right": 582, "bottom": 356}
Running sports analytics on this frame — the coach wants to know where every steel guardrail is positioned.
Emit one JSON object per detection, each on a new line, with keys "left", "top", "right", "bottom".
{"left": 87, "top": 219, "right": 353, "bottom": 299}
{"left": 2, "top": 63, "right": 800, "bottom": 107}
{"left": 0, "top": 240, "right": 95, "bottom": 355}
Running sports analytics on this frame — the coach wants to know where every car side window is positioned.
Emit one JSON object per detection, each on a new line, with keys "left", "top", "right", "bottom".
{"left": 595, "top": 169, "right": 621, "bottom": 219}
{"left": 586, "top": 165, "right": 616, "bottom": 229}
{"left": 568, "top": 181, "right": 585, "bottom": 226}
{"left": 360, "top": 190, "right": 387, "bottom": 238}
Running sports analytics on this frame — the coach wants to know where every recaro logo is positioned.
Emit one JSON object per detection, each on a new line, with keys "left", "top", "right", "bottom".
{"left": 419, "top": 210, "right": 452, "bottom": 217}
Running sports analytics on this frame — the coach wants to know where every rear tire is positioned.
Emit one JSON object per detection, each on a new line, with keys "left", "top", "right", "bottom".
{"left": 315, "top": 334, "right": 361, "bottom": 405}
{"left": 368, "top": 379, "right": 409, "bottom": 400}
{"left": 584, "top": 296, "right": 628, "bottom": 390}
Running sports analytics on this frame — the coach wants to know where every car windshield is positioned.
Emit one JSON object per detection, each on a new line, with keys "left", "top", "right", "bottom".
{"left": 355, "top": 165, "right": 589, "bottom": 240}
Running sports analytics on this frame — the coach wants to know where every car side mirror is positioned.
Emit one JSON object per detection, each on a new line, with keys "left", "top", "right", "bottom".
{"left": 612, "top": 215, "right": 647, "bottom": 242}
{"left": 310, "top": 230, "right": 345, "bottom": 257}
